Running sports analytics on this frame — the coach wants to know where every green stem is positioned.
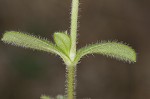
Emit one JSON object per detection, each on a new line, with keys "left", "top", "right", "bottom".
{"left": 66, "top": 65, "right": 76, "bottom": 99}
{"left": 70, "top": 0, "right": 79, "bottom": 61}
{"left": 66, "top": 0, "right": 79, "bottom": 98}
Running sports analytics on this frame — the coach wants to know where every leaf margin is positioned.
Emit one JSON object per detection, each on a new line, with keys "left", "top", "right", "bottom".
{"left": 73, "top": 41, "right": 137, "bottom": 65}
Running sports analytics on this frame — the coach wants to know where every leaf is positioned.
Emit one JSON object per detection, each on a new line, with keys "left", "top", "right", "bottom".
{"left": 2, "top": 31, "right": 58, "bottom": 53}
{"left": 40, "top": 95, "right": 66, "bottom": 99}
{"left": 56, "top": 95, "right": 66, "bottom": 99}
{"left": 54, "top": 32, "right": 71, "bottom": 56}
{"left": 74, "top": 41, "right": 136, "bottom": 65}
{"left": 40, "top": 95, "right": 51, "bottom": 99}
{"left": 1, "top": 31, "right": 72, "bottom": 65}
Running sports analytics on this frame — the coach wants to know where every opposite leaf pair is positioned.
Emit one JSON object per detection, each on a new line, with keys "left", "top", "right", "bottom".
{"left": 2, "top": 31, "right": 136, "bottom": 66}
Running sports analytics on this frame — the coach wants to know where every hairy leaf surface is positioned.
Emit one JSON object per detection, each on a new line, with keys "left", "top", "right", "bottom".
{"left": 2, "top": 31, "right": 58, "bottom": 53}
{"left": 74, "top": 41, "right": 136, "bottom": 65}
{"left": 1, "top": 31, "right": 72, "bottom": 65}
{"left": 54, "top": 32, "right": 71, "bottom": 56}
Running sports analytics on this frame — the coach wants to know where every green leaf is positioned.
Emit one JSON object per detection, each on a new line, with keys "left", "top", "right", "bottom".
{"left": 54, "top": 32, "right": 71, "bottom": 56}
{"left": 2, "top": 31, "right": 58, "bottom": 53}
{"left": 74, "top": 41, "right": 136, "bottom": 65}
{"left": 40, "top": 95, "right": 66, "bottom": 99}
{"left": 40, "top": 95, "right": 51, "bottom": 99}
{"left": 1, "top": 31, "right": 72, "bottom": 65}
{"left": 56, "top": 95, "right": 66, "bottom": 99}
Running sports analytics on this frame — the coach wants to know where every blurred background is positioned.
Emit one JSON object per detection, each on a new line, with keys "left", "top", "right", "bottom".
{"left": 0, "top": 0, "right": 149, "bottom": 99}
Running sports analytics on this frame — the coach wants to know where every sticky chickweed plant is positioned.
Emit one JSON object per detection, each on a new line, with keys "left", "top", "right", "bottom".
{"left": 1, "top": 0, "right": 136, "bottom": 99}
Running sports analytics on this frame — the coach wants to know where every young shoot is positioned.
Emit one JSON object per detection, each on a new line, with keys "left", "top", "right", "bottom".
{"left": 1, "top": 0, "right": 136, "bottom": 99}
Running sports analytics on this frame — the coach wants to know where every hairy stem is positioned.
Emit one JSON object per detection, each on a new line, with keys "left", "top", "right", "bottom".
{"left": 66, "top": 65, "right": 76, "bottom": 99}
{"left": 70, "top": 0, "right": 79, "bottom": 61}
